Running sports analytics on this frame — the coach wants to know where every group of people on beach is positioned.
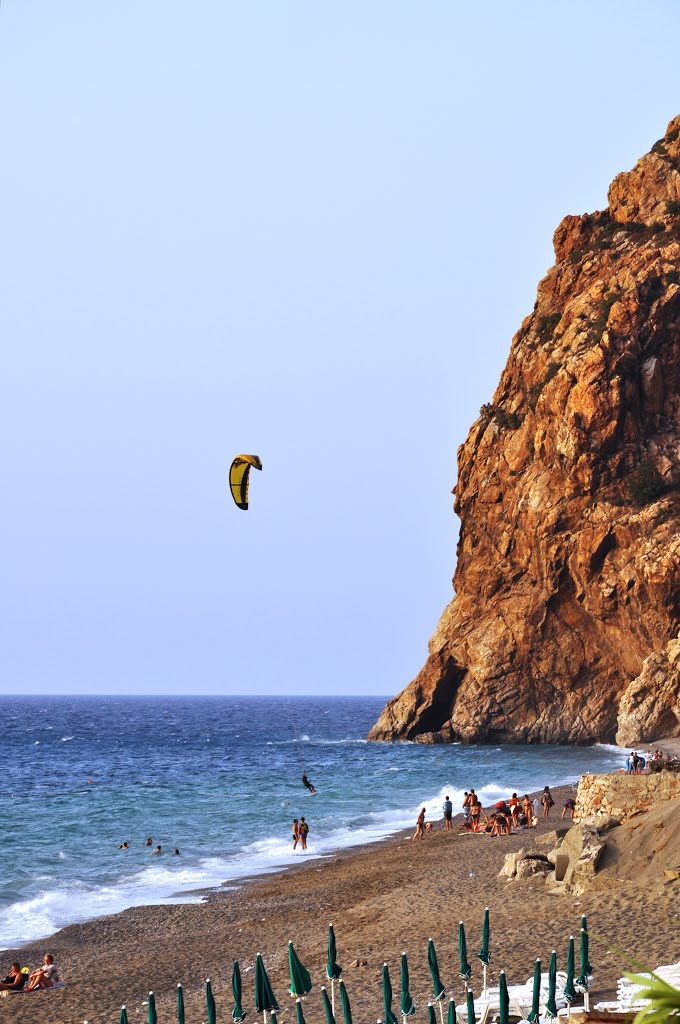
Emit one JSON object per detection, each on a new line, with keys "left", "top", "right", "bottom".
{"left": 413, "top": 786, "right": 574, "bottom": 840}
{"left": 291, "top": 817, "right": 310, "bottom": 850}
{"left": 626, "top": 749, "right": 665, "bottom": 773}
{"left": 0, "top": 954, "right": 60, "bottom": 995}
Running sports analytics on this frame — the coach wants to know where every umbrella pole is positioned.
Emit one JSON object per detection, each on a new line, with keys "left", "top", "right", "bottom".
{"left": 439, "top": 1001, "right": 445, "bottom": 1024}
{"left": 331, "top": 980, "right": 335, "bottom": 1016}
{"left": 483, "top": 965, "right": 487, "bottom": 999}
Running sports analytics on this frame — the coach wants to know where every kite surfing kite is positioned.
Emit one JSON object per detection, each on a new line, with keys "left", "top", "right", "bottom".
{"left": 229, "top": 454, "right": 262, "bottom": 510}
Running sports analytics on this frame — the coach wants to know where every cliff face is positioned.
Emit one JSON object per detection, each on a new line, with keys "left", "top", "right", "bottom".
{"left": 370, "top": 116, "right": 680, "bottom": 746}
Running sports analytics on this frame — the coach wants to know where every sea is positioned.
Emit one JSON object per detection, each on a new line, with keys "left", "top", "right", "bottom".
{"left": 0, "top": 695, "right": 625, "bottom": 952}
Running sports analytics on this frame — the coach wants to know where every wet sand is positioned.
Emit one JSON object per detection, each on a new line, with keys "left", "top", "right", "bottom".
{"left": 3, "top": 781, "right": 679, "bottom": 1024}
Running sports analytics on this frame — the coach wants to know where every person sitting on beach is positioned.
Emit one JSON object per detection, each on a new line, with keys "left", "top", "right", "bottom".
{"left": 0, "top": 963, "right": 27, "bottom": 992}
{"left": 483, "top": 813, "right": 497, "bottom": 834}
{"left": 26, "top": 954, "right": 60, "bottom": 991}
{"left": 412, "top": 807, "right": 426, "bottom": 841}
{"left": 562, "top": 798, "right": 576, "bottom": 820}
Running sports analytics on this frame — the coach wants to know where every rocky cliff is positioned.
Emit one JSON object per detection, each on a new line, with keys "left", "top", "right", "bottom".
{"left": 370, "top": 116, "right": 680, "bottom": 746}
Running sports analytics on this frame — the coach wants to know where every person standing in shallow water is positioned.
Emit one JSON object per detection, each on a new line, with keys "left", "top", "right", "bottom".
{"left": 443, "top": 795, "right": 453, "bottom": 832}
{"left": 299, "top": 817, "right": 309, "bottom": 850}
{"left": 292, "top": 818, "right": 300, "bottom": 850}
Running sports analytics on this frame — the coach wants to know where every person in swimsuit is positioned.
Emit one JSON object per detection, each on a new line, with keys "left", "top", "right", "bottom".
{"left": 562, "top": 798, "right": 575, "bottom": 820}
{"left": 443, "top": 795, "right": 453, "bottom": 832}
{"left": 412, "top": 807, "right": 426, "bottom": 842}
{"left": 541, "top": 787, "right": 554, "bottom": 819}
{"left": 470, "top": 797, "right": 481, "bottom": 831}
{"left": 119, "top": 842, "right": 128, "bottom": 850}
{"left": 173, "top": 848, "right": 181, "bottom": 856}
{"left": 292, "top": 818, "right": 300, "bottom": 850}
{"left": 145, "top": 837, "right": 153, "bottom": 846}
{"left": 0, "top": 963, "right": 27, "bottom": 992}
{"left": 152, "top": 845, "right": 162, "bottom": 855}
{"left": 299, "top": 817, "right": 309, "bottom": 849}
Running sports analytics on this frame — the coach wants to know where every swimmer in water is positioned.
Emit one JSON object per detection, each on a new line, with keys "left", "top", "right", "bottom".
{"left": 119, "top": 842, "right": 129, "bottom": 850}
{"left": 145, "top": 837, "right": 153, "bottom": 846}
{"left": 302, "top": 773, "right": 317, "bottom": 794}
{"left": 152, "top": 845, "right": 162, "bottom": 855}
{"left": 173, "top": 848, "right": 180, "bottom": 856}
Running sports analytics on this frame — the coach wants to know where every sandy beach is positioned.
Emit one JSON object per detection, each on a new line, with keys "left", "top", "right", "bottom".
{"left": 3, "top": 780, "right": 679, "bottom": 1024}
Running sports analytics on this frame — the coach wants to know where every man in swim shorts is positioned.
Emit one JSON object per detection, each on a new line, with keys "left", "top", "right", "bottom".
{"left": 443, "top": 795, "right": 453, "bottom": 831}
{"left": 292, "top": 818, "right": 300, "bottom": 850}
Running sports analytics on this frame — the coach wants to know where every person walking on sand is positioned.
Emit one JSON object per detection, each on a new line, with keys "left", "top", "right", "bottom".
{"left": 292, "top": 818, "right": 300, "bottom": 850}
{"left": 443, "top": 795, "right": 453, "bottom": 831}
{"left": 541, "top": 787, "right": 554, "bottom": 819}
{"left": 412, "top": 807, "right": 426, "bottom": 841}
{"left": 299, "top": 816, "right": 309, "bottom": 850}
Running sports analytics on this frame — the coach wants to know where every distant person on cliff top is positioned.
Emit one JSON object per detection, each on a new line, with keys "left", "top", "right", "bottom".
{"left": 412, "top": 807, "right": 426, "bottom": 841}
{"left": 443, "top": 795, "right": 453, "bottom": 831}
{"left": 562, "top": 798, "right": 575, "bottom": 820}
{"left": 302, "top": 773, "right": 317, "bottom": 794}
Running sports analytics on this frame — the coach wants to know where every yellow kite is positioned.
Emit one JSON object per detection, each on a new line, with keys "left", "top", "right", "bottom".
{"left": 229, "top": 455, "right": 262, "bottom": 510}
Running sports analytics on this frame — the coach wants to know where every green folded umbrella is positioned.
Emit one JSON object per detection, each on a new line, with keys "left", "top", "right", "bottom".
{"left": 527, "top": 960, "right": 541, "bottom": 1024}
{"left": 206, "top": 978, "right": 217, "bottom": 1024}
{"left": 499, "top": 972, "right": 509, "bottom": 1024}
{"left": 120, "top": 1007, "right": 129, "bottom": 1024}
{"left": 296, "top": 998, "right": 307, "bottom": 1024}
{"left": 545, "top": 951, "right": 558, "bottom": 1019}
{"left": 322, "top": 986, "right": 337, "bottom": 1024}
{"left": 327, "top": 924, "right": 342, "bottom": 980}
{"left": 576, "top": 930, "right": 590, "bottom": 990}
{"left": 233, "top": 961, "right": 247, "bottom": 1023}
{"left": 428, "top": 938, "right": 446, "bottom": 1000}
{"left": 563, "top": 938, "right": 576, "bottom": 1004}
{"left": 400, "top": 953, "right": 415, "bottom": 1017}
{"left": 458, "top": 922, "right": 472, "bottom": 983}
{"left": 447, "top": 997, "right": 456, "bottom": 1024}
{"left": 427, "top": 1003, "right": 437, "bottom": 1024}
{"left": 289, "top": 941, "right": 313, "bottom": 997}
{"left": 339, "top": 980, "right": 353, "bottom": 1024}
{"left": 477, "top": 909, "right": 490, "bottom": 966}
{"left": 148, "top": 992, "right": 158, "bottom": 1024}
{"left": 579, "top": 919, "right": 592, "bottom": 977}
{"left": 177, "top": 984, "right": 186, "bottom": 1024}
{"left": 382, "top": 963, "right": 399, "bottom": 1024}
{"left": 270, "top": 1015, "right": 278, "bottom": 1024}
{"left": 254, "top": 954, "right": 280, "bottom": 1015}
{"left": 466, "top": 990, "right": 475, "bottom": 1024}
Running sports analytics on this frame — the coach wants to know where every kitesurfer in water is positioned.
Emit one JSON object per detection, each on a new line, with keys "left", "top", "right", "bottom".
{"left": 302, "top": 772, "right": 317, "bottom": 794}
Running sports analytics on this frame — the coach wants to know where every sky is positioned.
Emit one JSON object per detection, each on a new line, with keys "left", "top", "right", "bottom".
{"left": 2, "top": 1, "right": 680, "bottom": 696}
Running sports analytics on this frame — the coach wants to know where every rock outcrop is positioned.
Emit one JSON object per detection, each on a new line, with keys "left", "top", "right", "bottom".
{"left": 370, "top": 116, "right": 680, "bottom": 745}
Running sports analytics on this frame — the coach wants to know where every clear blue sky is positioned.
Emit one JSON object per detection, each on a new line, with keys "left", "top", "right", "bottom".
{"left": 2, "top": 1, "right": 679, "bottom": 695}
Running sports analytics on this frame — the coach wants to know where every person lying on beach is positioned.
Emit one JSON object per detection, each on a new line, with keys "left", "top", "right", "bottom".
{"left": 25, "top": 954, "right": 60, "bottom": 991}
{"left": 0, "top": 963, "right": 27, "bottom": 992}
{"left": 412, "top": 807, "right": 426, "bottom": 841}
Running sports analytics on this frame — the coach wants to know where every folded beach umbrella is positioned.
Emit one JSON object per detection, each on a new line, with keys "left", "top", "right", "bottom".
{"left": 446, "top": 996, "right": 456, "bottom": 1024}
{"left": 148, "top": 991, "right": 158, "bottom": 1024}
{"left": 233, "top": 961, "right": 247, "bottom": 1023}
{"left": 563, "top": 938, "right": 576, "bottom": 1005}
{"left": 466, "top": 990, "right": 475, "bottom": 1024}
{"left": 177, "top": 984, "right": 186, "bottom": 1024}
{"left": 427, "top": 1003, "right": 437, "bottom": 1024}
{"left": 120, "top": 1007, "right": 129, "bottom": 1024}
{"left": 270, "top": 1015, "right": 278, "bottom": 1024}
{"left": 428, "top": 938, "right": 446, "bottom": 1001}
{"left": 477, "top": 909, "right": 490, "bottom": 997}
{"left": 296, "top": 997, "right": 309, "bottom": 1024}
{"left": 327, "top": 925, "right": 342, "bottom": 1013}
{"left": 576, "top": 930, "right": 590, "bottom": 990}
{"left": 579, "top": 919, "right": 592, "bottom": 977}
{"left": 400, "top": 953, "right": 415, "bottom": 1018}
{"left": 499, "top": 972, "right": 509, "bottom": 1024}
{"left": 206, "top": 978, "right": 217, "bottom": 1024}
{"left": 322, "top": 986, "right": 337, "bottom": 1024}
{"left": 527, "top": 960, "right": 541, "bottom": 1024}
{"left": 545, "top": 952, "right": 558, "bottom": 1020}
{"left": 458, "top": 922, "right": 472, "bottom": 985}
{"left": 382, "top": 963, "right": 399, "bottom": 1024}
{"left": 254, "top": 953, "right": 280, "bottom": 1021}
{"left": 289, "top": 941, "right": 313, "bottom": 997}
{"left": 339, "top": 979, "right": 353, "bottom": 1024}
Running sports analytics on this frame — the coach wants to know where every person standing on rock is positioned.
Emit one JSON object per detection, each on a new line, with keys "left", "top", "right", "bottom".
{"left": 443, "top": 795, "right": 453, "bottom": 832}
